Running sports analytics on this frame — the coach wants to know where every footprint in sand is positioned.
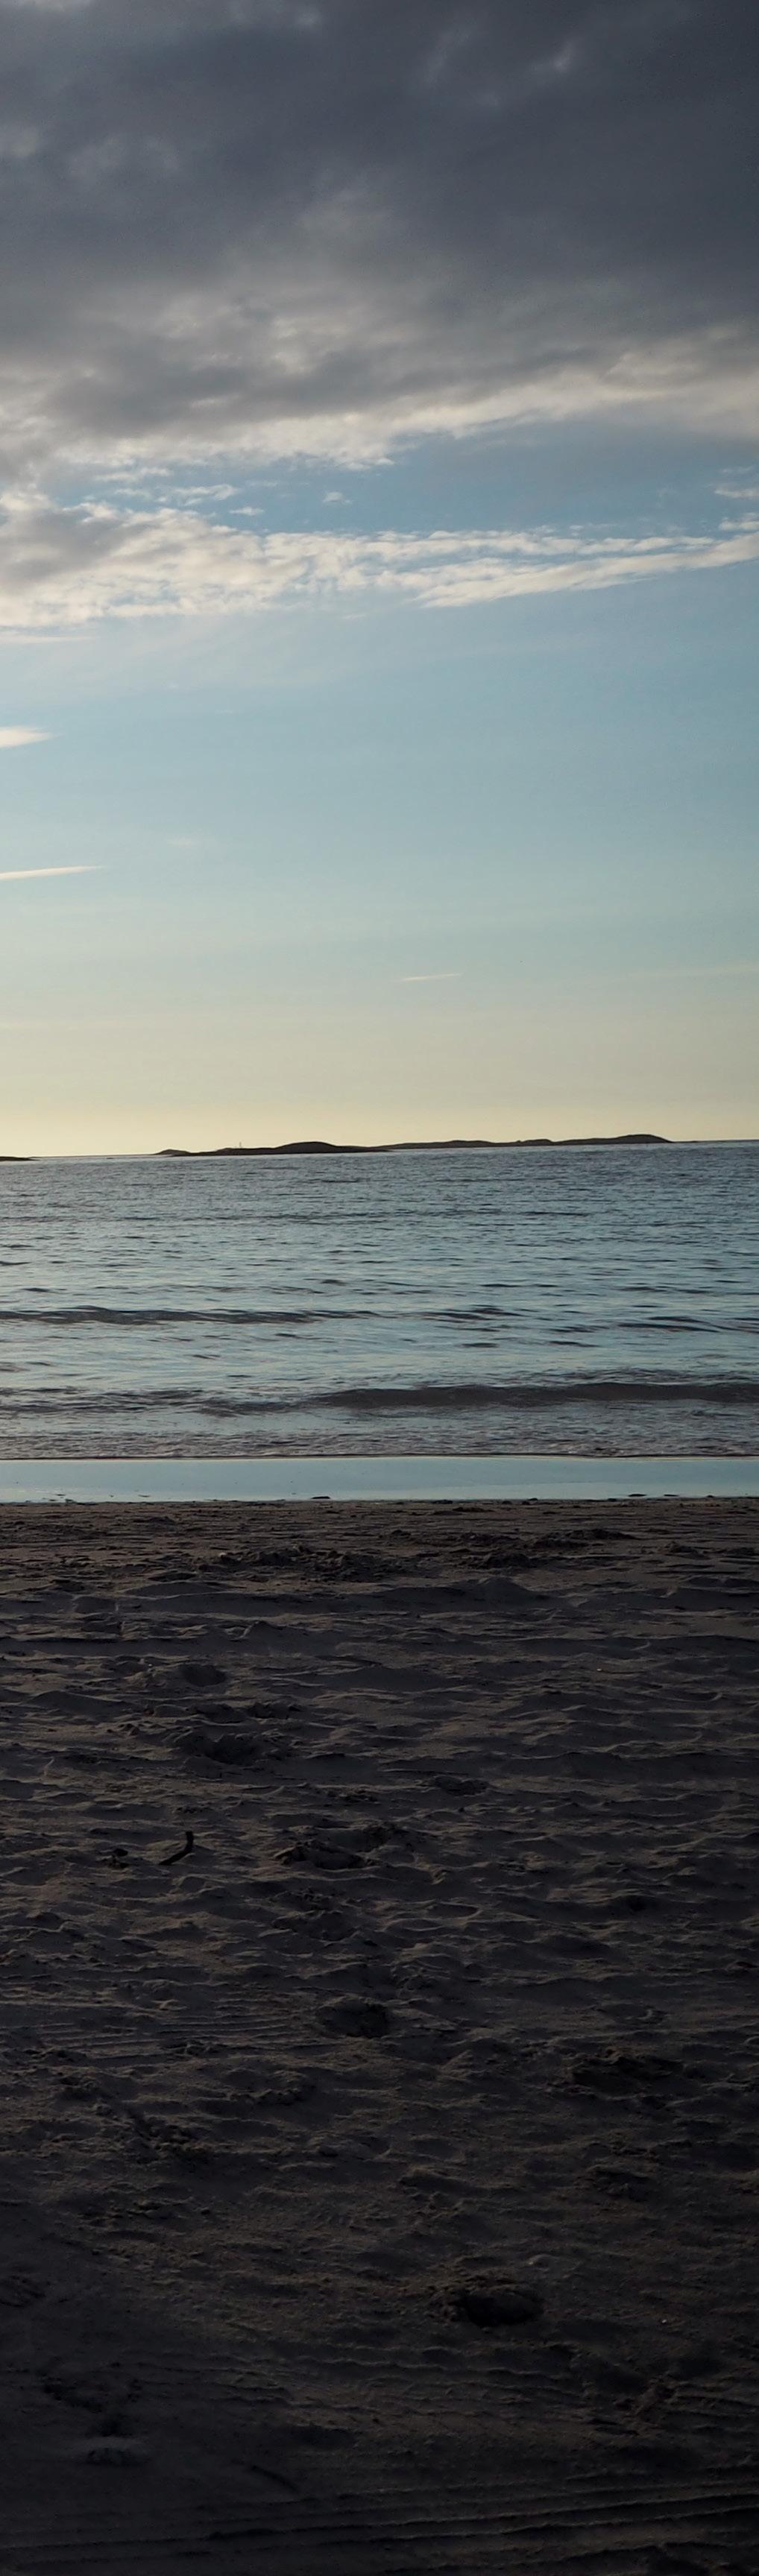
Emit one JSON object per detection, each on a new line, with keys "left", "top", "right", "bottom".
{"left": 453, "top": 2281, "right": 544, "bottom": 2332}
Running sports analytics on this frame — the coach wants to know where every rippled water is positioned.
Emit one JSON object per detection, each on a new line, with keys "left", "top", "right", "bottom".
{"left": 0, "top": 1145, "right": 757, "bottom": 1457}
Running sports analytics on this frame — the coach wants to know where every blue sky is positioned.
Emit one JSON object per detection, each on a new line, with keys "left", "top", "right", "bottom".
{"left": 1, "top": 1, "right": 757, "bottom": 1149}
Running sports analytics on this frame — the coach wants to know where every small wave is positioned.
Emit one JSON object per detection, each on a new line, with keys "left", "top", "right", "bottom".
{"left": 0, "top": 1391, "right": 282, "bottom": 1416}
{"left": 315, "top": 1376, "right": 759, "bottom": 1412}
{"left": 0, "top": 1305, "right": 359, "bottom": 1328}
{"left": 4, "top": 1373, "right": 758, "bottom": 1422}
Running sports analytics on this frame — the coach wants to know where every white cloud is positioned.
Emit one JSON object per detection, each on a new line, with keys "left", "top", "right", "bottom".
{"left": 0, "top": 493, "right": 756, "bottom": 626}
{"left": 400, "top": 970, "right": 462, "bottom": 984}
{"left": 0, "top": 724, "right": 50, "bottom": 745}
{"left": 717, "top": 482, "right": 759, "bottom": 504}
{"left": 0, "top": 862, "right": 99, "bottom": 880}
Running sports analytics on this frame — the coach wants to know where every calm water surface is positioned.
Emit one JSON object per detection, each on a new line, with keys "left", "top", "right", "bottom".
{"left": 0, "top": 1146, "right": 757, "bottom": 1459}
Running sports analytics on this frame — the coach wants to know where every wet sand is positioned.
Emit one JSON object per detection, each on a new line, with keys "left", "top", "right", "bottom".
{"left": 0, "top": 1498, "right": 758, "bottom": 2572}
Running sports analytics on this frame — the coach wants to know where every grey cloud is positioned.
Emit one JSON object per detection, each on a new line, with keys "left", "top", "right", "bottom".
{"left": 0, "top": 0, "right": 756, "bottom": 487}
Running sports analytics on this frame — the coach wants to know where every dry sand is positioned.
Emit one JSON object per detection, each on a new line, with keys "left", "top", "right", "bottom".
{"left": 0, "top": 1497, "right": 758, "bottom": 2573}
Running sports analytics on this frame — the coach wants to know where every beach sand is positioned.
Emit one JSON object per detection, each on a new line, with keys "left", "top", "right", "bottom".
{"left": 0, "top": 1497, "right": 758, "bottom": 2572}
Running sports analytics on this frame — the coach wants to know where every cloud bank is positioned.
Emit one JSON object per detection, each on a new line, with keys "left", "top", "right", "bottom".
{"left": 0, "top": 0, "right": 755, "bottom": 490}
{"left": 0, "top": 2, "right": 755, "bottom": 624}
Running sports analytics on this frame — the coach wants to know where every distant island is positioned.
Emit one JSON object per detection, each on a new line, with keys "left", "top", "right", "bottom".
{"left": 159, "top": 1133, "right": 669, "bottom": 1157}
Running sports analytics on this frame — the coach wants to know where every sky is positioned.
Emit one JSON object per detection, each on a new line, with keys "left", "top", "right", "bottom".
{"left": 0, "top": 0, "right": 758, "bottom": 1151}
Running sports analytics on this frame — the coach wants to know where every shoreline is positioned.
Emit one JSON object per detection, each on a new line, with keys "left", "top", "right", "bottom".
{"left": 1, "top": 1497, "right": 758, "bottom": 2569}
{"left": 0, "top": 1452, "right": 758, "bottom": 1503}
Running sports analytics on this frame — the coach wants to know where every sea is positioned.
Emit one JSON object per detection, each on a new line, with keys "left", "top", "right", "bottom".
{"left": 0, "top": 1144, "right": 758, "bottom": 1482}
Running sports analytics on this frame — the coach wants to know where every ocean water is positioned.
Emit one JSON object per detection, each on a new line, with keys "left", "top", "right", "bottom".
{"left": 0, "top": 1144, "right": 757, "bottom": 1461}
